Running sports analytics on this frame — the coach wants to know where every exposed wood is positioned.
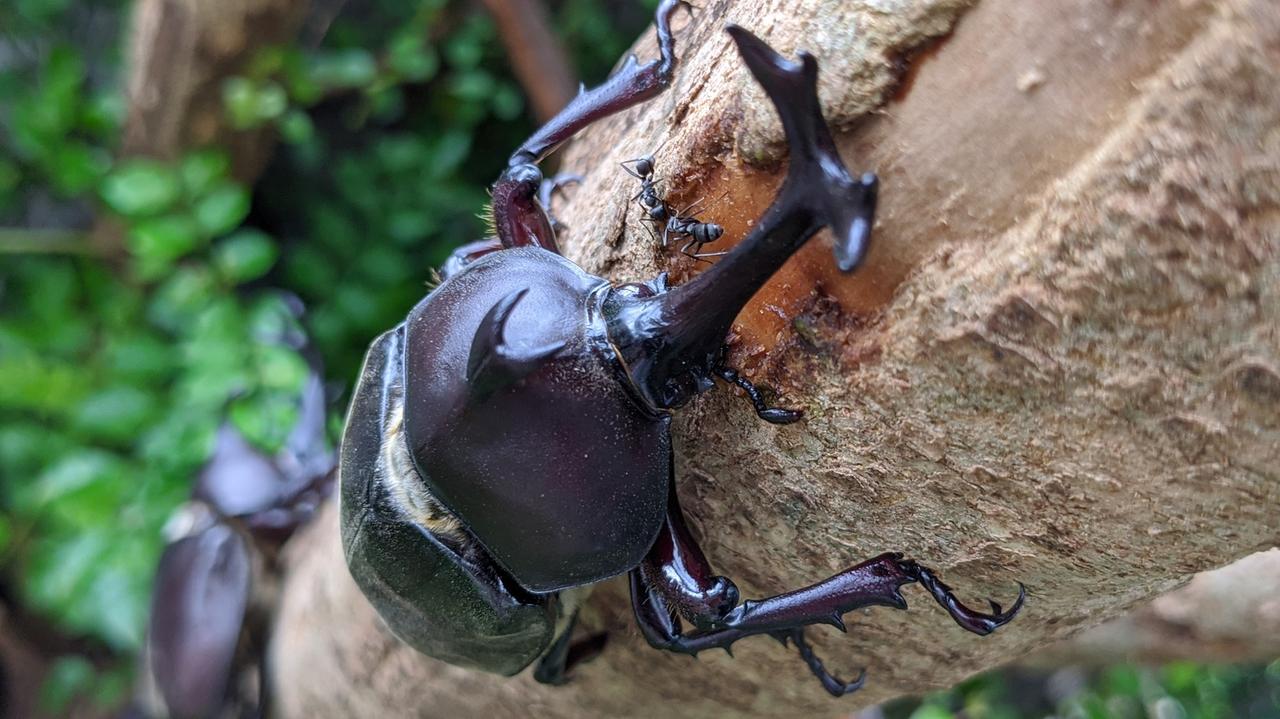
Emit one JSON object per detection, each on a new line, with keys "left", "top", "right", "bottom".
{"left": 271, "top": 0, "right": 1280, "bottom": 715}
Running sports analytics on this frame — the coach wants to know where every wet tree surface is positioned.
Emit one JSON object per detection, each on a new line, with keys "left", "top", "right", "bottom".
{"left": 271, "top": 0, "right": 1280, "bottom": 716}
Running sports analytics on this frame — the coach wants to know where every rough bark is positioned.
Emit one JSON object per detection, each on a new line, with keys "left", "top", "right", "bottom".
{"left": 271, "top": 0, "right": 1280, "bottom": 716}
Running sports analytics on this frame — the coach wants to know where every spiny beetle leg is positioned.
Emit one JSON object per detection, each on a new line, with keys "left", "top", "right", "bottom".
{"left": 716, "top": 365, "right": 803, "bottom": 424}
{"left": 491, "top": 0, "right": 690, "bottom": 252}
{"left": 630, "top": 552, "right": 1023, "bottom": 694}
{"left": 640, "top": 474, "right": 741, "bottom": 630}
{"left": 785, "top": 628, "right": 867, "bottom": 698}
{"left": 896, "top": 556, "right": 1028, "bottom": 635}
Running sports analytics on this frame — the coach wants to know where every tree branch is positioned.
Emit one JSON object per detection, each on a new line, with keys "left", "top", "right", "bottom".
{"left": 270, "top": 0, "right": 1280, "bottom": 715}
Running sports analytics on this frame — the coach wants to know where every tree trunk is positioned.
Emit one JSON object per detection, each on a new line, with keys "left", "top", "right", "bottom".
{"left": 92, "top": 0, "right": 311, "bottom": 256}
{"left": 270, "top": 0, "right": 1280, "bottom": 716}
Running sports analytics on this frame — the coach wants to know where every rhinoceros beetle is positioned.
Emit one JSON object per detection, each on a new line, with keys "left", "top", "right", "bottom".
{"left": 340, "top": 1, "right": 1024, "bottom": 696}
{"left": 135, "top": 364, "right": 334, "bottom": 719}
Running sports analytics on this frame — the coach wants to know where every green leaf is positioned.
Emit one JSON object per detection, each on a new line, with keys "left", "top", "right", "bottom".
{"left": 30, "top": 450, "right": 126, "bottom": 508}
{"left": 311, "top": 48, "right": 378, "bottom": 88}
{"left": 279, "top": 109, "right": 314, "bottom": 144}
{"left": 100, "top": 160, "right": 181, "bottom": 217}
{"left": 38, "top": 655, "right": 95, "bottom": 716}
{"left": 72, "top": 386, "right": 158, "bottom": 442}
{"left": 213, "top": 229, "right": 278, "bottom": 282}
{"left": 0, "top": 157, "right": 21, "bottom": 200}
{"left": 126, "top": 214, "right": 202, "bottom": 274}
{"left": 45, "top": 140, "right": 109, "bottom": 195}
{"left": 230, "top": 389, "right": 300, "bottom": 453}
{"left": 387, "top": 33, "right": 438, "bottom": 82}
{"left": 149, "top": 264, "right": 216, "bottom": 333}
{"left": 180, "top": 148, "right": 231, "bottom": 198}
{"left": 255, "top": 344, "right": 308, "bottom": 391}
{"left": 909, "top": 706, "right": 956, "bottom": 719}
{"left": 193, "top": 182, "right": 251, "bottom": 237}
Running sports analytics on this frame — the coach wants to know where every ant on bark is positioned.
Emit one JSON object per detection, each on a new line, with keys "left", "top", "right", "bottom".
{"left": 622, "top": 153, "right": 726, "bottom": 261}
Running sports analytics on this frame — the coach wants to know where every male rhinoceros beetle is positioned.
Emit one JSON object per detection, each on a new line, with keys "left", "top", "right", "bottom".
{"left": 340, "top": 1, "right": 1023, "bottom": 696}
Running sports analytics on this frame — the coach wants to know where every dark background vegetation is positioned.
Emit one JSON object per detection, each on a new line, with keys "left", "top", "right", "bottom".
{"left": 0, "top": 0, "right": 1275, "bottom": 716}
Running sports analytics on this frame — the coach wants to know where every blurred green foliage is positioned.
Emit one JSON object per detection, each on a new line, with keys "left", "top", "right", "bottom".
{"left": 1, "top": 0, "right": 1276, "bottom": 716}
{"left": 888, "top": 661, "right": 1280, "bottom": 719}
{"left": 0, "top": 0, "right": 651, "bottom": 709}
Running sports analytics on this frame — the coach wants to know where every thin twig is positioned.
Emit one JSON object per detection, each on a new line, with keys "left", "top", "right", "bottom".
{"left": 0, "top": 228, "right": 98, "bottom": 255}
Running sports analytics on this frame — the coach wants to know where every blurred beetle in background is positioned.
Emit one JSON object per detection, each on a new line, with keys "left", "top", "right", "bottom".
{"left": 132, "top": 324, "right": 334, "bottom": 718}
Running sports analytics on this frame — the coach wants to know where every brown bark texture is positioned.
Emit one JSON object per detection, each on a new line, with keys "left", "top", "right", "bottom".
{"left": 271, "top": 0, "right": 1280, "bottom": 716}
{"left": 94, "top": 0, "right": 310, "bottom": 257}
{"left": 121, "top": 0, "right": 309, "bottom": 169}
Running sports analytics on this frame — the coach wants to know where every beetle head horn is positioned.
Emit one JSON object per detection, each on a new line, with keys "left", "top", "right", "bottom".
{"left": 466, "top": 288, "right": 565, "bottom": 397}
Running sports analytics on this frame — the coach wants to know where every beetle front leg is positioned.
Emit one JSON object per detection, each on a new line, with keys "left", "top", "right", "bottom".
{"left": 491, "top": 0, "right": 688, "bottom": 251}
{"left": 715, "top": 365, "right": 802, "bottom": 425}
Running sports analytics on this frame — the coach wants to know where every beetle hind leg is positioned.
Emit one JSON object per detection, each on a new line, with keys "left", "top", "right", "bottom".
{"left": 631, "top": 482, "right": 1025, "bottom": 696}
{"left": 532, "top": 613, "right": 609, "bottom": 685}
{"left": 777, "top": 628, "right": 867, "bottom": 698}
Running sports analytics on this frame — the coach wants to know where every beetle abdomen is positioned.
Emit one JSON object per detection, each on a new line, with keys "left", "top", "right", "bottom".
{"left": 402, "top": 249, "right": 671, "bottom": 592}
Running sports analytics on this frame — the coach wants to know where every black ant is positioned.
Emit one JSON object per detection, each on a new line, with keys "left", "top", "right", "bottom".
{"left": 621, "top": 153, "right": 726, "bottom": 261}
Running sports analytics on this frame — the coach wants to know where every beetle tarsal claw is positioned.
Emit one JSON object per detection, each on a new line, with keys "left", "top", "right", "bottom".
{"left": 900, "top": 560, "right": 1027, "bottom": 636}
{"left": 466, "top": 288, "right": 565, "bottom": 396}
{"left": 789, "top": 628, "right": 867, "bottom": 698}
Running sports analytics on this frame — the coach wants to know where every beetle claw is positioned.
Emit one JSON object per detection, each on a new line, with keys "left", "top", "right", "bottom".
{"left": 898, "top": 560, "right": 1028, "bottom": 636}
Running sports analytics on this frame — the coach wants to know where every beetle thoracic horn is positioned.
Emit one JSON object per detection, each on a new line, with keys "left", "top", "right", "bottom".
{"left": 466, "top": 287, "right": 566, "bottom": 397}
{"left": 603, "top": 25, "right": 879, "bottom": 411}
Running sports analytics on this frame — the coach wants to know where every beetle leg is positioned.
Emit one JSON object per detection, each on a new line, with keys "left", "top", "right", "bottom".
{"left": 715, "top": 366, "right": 803, "bottom": 424}
{"left": 532, "top": 613, "right": 609, "bottom": 685}
{"left": 438, "top": 238, "right": 504, "bottom": 281}
{"left": 639, "top": 471, "right": 741, "bottom": 630}
{"left": 491, "top": 0, "right": 689, "bottom": 252}
{"left": 537, "top": 172, "right": 583, "bottom": 234}
{"left": 630, "top": 550, "right": 1024, "bottom": 695}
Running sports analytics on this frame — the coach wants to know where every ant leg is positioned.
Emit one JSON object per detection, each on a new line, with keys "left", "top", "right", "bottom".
{"left": 492, "top": 0, "right": 689, "bottom": 252}
{"left": 715, "top": 366, "right": 803, "bottom": 424}
{"left": 537, "top": 173, "right": 583, "bottom": 233}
